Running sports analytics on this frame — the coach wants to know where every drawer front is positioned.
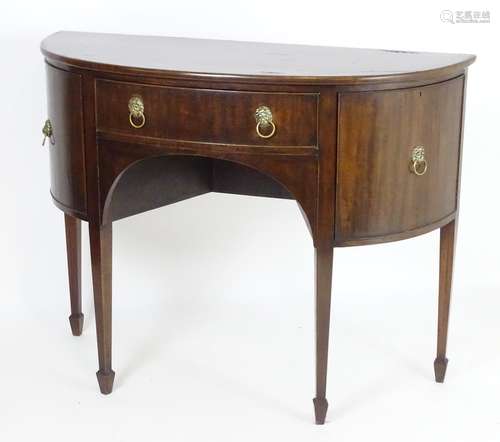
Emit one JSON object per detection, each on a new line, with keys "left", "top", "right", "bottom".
{"left": 96, "top": 80, "right": 318, "bottom": 147}
{"left": 46, "top": 64, "right": 86, "bottom": 214}
{"left": 335, "top": 77, "right": 464, "bottom": 242}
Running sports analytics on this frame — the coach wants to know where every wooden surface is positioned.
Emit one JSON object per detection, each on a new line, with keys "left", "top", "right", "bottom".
{"left": 434, "top": 219, "right": 457, "bottom": 383}
{"left": 314, "top": 247, "right": 334, "bottom": 424}
{"left": 41, "top": 31, "right": 475, "bottom": 84}
{"left": 108, "top": 156, "right": 212, "bottom": 221}
{"left": 65, "top": 214, "right": 83, "bottom": 336}
{"left": 46, "top": 64, "right": 86, "bottom": 215}
{"left": 96, "top": 79, "right": 318, "bottom": 147}
{"left": 89, "top": 222, "right": 115, "bottom": 394}
{"left": 41, "top": 32, "right": 474, "bottom": 424}
{"left": 336, "top": 76, "right": 464, "bottom": 243}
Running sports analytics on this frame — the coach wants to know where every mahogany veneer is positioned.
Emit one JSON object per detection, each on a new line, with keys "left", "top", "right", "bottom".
{"left": 41, "top": 31, "right": 475, "bottom": 424}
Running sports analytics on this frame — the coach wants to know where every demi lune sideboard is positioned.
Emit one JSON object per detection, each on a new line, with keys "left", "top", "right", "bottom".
{"left": 40, "top": 31, "right": 475, "bottom": 424}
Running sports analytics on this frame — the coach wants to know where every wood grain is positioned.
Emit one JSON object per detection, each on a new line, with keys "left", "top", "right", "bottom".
{"left": 314, "top": 247, "right": 334, "bottom": 424}
{"left": 46, "top": 63, "right": 86, "bottom": 215}
{"left": 96, "top": 79, "right": 318, "bottom": 147}
{"left": 41, "top": 31, "right": 475, "bottom": 85}
{"left": 335, "top": 76, "right": 464, "bottom": 243}
{"left": 434, "top": 219, "right": 457, "bottom": 383}
{"left": 89, "top": 222, "right": 114, "bottom": 394}
{"left": 64, "top": 214, "right": 83, "bottom": 336}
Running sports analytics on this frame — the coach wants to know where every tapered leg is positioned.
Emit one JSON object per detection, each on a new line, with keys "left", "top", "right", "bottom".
{"left": 89, "top": 222, "right": 115, "bottom": 394}
{"left": 434, "top": 219, "right": 457, "bottom": 383}
{"left": 313, "top": 247, "right": 334, "bottom": 424}
{"left": 65, "top": 214, "right": 84, "bottom": 336}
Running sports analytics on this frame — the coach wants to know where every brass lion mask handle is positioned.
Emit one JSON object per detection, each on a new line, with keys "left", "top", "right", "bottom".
{"left": 128, "top": 95, "right": 146, "bottom": 129}
{"left": 255, "top": 105, "right": 276, "bottom": 139}
{"left": 409, "top": 146, "right": 428, "bottom": 176}
{"left": 42, "top": 119, "right": 55, "bottom": 146}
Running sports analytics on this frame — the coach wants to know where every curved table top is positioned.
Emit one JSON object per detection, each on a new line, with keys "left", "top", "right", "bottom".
{"left": 41, "top": 31, "right": 475, "bottom": 85}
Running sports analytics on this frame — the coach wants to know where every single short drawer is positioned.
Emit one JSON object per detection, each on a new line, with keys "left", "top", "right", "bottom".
{"left": 335, "top": 76, "right": 464, "bottom": 243}
{"left": 96, "top": 80, "right": 318, "bottom": 147}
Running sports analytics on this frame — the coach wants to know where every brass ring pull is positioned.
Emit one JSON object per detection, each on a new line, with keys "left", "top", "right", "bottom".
{"left": 410, "top": 158, "right": 428, "bottom": 176}
{"left": 129, "top": 112, "right": 146, "bottom": 129}
{"left": 409, "top": 146, "right": 428, "bottom": 176}
{"left": 256, "top": 120, "right": 276, "bottom": 139}
{"left": 255, "top": 105, "right": 276, "bottom": 139}
{"left": 128, "top": 95, "right": 145, "bottom": 129}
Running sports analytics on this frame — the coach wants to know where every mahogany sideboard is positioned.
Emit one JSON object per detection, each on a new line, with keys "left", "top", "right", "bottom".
{"left": 40, "top": 31, "right": 475, "bottom": 424}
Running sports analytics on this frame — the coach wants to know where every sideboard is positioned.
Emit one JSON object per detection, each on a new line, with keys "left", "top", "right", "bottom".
{"left": 41, "top": 31, "right": 475, "bottom": 424}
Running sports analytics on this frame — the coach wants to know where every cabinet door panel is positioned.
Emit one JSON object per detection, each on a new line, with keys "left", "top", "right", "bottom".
{"left": 46, "top": 64, "right": 86, "bottom": 215}
{"left": 336, "top": 77, "right": 464, "bottom": 243}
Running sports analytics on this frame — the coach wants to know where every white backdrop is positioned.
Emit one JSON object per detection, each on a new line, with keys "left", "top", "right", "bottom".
{"left": 1, "top": 1, "right": 499, "bottom": 441}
